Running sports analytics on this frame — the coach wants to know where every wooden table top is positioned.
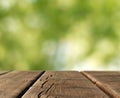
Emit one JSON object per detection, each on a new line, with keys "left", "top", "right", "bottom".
{"left": 0, "top": 71, "right": 120, "bottom": 98}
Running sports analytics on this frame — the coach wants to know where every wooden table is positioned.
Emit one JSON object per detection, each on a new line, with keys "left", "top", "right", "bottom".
{"left": 0, "top": 71, "right": 120, "bottom": 98}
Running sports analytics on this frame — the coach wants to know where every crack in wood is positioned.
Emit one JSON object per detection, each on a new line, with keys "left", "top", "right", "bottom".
{"left": 38, "top": 91, "right": 44, "bottom": 98}
{"left": 38, "top": 83, "right": 54, "bottom": 98}
{"left": 41, "top": 80, "right": 48, "bottom": 88}
{"left": 45, "top": 83, "right": 54, "bottom": 94}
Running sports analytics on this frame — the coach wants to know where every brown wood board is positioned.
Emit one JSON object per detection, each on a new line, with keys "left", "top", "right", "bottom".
{"left": 0, "top": 71, "right": 44, "bottom": 98}
{"left": 22, "top": 71, "right": 109, "bottom": 98}
{"left": 82, "top": 71, "right": 120, "bottom": 98}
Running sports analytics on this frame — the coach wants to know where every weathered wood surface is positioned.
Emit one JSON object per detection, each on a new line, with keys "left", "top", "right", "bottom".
{"left": 23, "top": 71, "right": 108, "bottom": 98}
{"left": 0, "top": 71, "right": 44, "bottom": 98}
{"left": 0, "top": 71, "right": 119, "bottom": 98}
{"left": 82, "top": 71, "right": 120, "bottom": 98}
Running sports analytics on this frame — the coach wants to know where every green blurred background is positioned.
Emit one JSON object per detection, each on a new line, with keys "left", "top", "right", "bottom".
{"left": 0, "top": 0, "right": 120, "bottom": 70}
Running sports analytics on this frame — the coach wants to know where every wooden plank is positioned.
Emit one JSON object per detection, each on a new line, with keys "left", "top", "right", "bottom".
{"left": 81, "top": 71, "right": 120, "bottom": 98}
{"left": 0, "top": 71, "right": 9, "bottom": 75}
{"left": 0, "top": 71, "right": 44, "bottom": 98}
{"left": 22, "top": 71, "right": 109, "bottom": 98}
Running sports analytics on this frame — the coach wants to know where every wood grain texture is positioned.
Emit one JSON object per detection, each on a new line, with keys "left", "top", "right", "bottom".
{"left": 0, "top": 71, "right": 44, "bottom": 98}
{"left": 82, "top": 71, "right": 120, "bottom": 98}
{"left": 22, "top": 71, "right": 109, "bottom": 98}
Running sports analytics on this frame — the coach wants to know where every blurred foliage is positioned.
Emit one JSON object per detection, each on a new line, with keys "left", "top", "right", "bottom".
{"left": 0, "top": 0, "right": 120, "bottom": 70}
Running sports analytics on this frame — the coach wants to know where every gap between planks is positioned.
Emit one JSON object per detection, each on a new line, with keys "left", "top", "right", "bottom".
{"left": 0, "top": 71, "right": 11, "bottom": 76}
{"left": 81, "top": 71, "right": 120, "bottom": 98}
{"left": 18, "top": 71, "right": 45, "bottom": 98}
